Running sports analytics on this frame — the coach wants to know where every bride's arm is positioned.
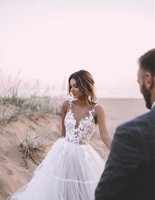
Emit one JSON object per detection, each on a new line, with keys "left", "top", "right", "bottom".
{"left": 61, "top": 101, "right": 68, "bottom": 137}
{"left": 95, "top": 105, "right": 112, "bottom": 149}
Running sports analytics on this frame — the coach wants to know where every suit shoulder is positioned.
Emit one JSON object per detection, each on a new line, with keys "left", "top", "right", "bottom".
{"left": 115, "top": 110, "right": 153, "bottom": 140}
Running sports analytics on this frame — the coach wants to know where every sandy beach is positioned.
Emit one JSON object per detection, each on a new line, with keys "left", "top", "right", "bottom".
{"left": 0, "top": 97, "right": 149, "bottom": 200}
{"left": 90, "top": 98, "right": 149, "bottom": 160}
{"left": 97, "top": 98, "right": 149, "bottom": 136}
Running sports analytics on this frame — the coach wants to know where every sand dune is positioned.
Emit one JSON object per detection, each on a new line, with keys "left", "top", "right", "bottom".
{"left": 0, "top": 98, "right": 149, "bottom": 200}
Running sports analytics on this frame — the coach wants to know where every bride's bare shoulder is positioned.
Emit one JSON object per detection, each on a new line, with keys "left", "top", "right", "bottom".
{"left": 95, "top": 104, "right": 106, "bottom": 114}
{"left": 62, "top": 100, "right": 70, "bottom": 111}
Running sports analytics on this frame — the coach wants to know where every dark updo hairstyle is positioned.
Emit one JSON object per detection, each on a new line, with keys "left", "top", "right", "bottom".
{"left": 68, "top": 70, "right": 96, "bottom": 103}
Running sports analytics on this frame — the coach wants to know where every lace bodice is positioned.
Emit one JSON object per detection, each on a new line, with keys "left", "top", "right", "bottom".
{"left": 64, "top": 100, "right": 98, "bottom": 145}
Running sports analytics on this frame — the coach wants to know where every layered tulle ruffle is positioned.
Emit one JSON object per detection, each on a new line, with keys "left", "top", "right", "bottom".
{"left": 7, "top": 138, "right": 105, "bottom": 200}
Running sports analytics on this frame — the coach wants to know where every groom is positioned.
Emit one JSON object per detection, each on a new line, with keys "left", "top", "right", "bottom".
{"left": 95, "top": 49, "right": 155, "bottom": 200}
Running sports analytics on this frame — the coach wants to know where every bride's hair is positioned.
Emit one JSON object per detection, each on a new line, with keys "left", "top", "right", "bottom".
{"left": 68, "top": 70, "right": 97, "bottom": 103}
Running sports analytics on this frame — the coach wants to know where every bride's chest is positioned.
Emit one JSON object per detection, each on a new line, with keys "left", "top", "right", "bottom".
{"left": 64, "top": 110, "right": 95, "bottom": 134}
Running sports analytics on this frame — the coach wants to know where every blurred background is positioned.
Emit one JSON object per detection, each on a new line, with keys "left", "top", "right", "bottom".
{"left": 0, "top": 0, "right": 154, "bottom": 98}
{"left": 0, "top": 2, "right": 153, "bottom": 198}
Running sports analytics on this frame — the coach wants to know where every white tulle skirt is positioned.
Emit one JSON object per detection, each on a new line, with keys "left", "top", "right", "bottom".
{"left": 7, "top": 137, "right": 105, "bottom": 200}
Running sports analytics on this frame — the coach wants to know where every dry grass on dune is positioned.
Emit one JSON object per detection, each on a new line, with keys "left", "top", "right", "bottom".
{"left": 0, "top": 98, "right": 62, "bottom": 199}
{"left": 0, "top": 73, "right": 149, "bottom": 199}
{"left": 0, "top": 97, "right": 149, "bottom": 199}
{"left": 0, "top": 75, "right": 63, "bottom": 199}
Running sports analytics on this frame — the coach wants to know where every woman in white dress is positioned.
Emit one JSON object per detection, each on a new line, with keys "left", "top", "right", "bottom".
{"left": 7, "top": 70, "right": 112, "bottom": 200}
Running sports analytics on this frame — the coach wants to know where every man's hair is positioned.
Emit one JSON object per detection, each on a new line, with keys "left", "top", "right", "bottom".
{"left": 139, "top": 49, "right": 155, "bottom": 76}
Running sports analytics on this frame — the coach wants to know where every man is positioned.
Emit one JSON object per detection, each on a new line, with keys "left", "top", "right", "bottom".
{"left": 95, "top": 49, "right": 155, "bottom": 200}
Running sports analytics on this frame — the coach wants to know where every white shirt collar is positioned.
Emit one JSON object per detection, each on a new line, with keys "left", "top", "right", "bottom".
{"left": 151, "top": 102, "right": 155, "bottom": 110}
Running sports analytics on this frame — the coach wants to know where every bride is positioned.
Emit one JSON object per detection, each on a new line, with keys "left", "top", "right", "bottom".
{"left": 7, "top": 70, "right": 112, "bottom": 200}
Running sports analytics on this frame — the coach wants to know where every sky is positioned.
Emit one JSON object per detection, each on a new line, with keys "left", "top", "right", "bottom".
{"left": 0, "top": 0, "right": 154, "bottom": 98}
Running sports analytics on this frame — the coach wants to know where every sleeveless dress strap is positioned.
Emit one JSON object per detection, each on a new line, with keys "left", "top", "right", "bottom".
{"left": 93, "top": 104, "right": 98, "bottom": 112}
{"left": 89, "top": 103, "right": 98, "bottom": 115}
{"left": 69, "top": 99, "right": 73, "bottom": 104}
{"left": 95, "top": 104, "right": 98, "bottom": 107}
{"left": 68, "top": 100, "right": 73, "bottom": 111}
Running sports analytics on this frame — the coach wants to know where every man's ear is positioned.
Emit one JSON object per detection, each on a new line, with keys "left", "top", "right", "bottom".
{"left": 144, "top": 72, "right": 154, "bottom": 90}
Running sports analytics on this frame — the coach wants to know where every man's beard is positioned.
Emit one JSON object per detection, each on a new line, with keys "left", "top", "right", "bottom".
{"left": 142, "top": 84, "right": 152, "bottom": 109}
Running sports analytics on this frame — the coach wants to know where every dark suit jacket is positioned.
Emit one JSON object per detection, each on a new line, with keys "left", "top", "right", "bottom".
{"left": 95, "top": 106, "right": 155, "bottom": 200}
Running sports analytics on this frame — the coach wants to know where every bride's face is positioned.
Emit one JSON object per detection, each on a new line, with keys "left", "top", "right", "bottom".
{"left": 69, "top": 79, "right": 84, "bottom": 99}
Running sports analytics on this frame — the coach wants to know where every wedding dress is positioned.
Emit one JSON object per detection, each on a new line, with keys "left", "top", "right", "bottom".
{"left": 7, "top": 100, "right": 105, "bottom": 200}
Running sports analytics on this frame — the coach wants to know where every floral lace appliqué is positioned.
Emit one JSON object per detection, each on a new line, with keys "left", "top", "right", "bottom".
{"left": 64, "top": 100, "right": 97, "bottom": 145}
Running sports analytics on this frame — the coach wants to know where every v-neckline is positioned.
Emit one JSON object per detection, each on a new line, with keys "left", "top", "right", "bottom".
{"left": 70, "top": 109, "right": 92, "bottom": 130}
{"left": 68, "top": 100, "right": 97, "bottom": 130}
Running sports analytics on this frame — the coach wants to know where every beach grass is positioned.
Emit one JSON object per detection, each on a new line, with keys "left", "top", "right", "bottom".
{"left": 0, "top": 72, "right": 62, "bottom": 167}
